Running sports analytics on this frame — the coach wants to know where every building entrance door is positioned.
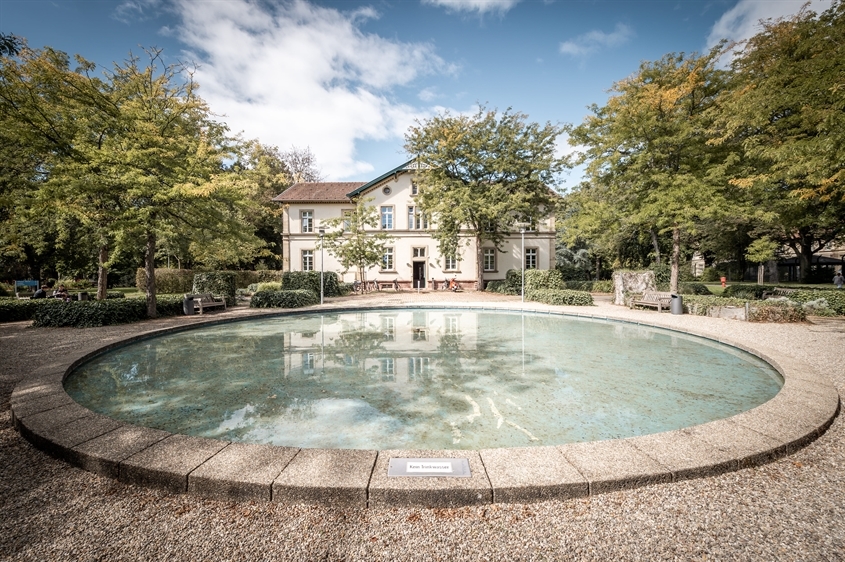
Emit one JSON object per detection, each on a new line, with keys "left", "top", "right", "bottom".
{"left": 412, "top": 262, "right": 426, "bottom": 289}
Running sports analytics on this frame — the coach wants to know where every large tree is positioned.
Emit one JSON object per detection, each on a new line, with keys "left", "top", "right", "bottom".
{"left": 711, "top": 1, "right": 845, "bottom": 282}
{"left": 404, "top": 106, "right": 565, "bottom": 289}
{"left": 567, "top": 49, "right": 734, "bottom": 293}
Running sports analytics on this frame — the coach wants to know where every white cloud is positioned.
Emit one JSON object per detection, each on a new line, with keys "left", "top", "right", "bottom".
{"left": 706, "top": 0, "right": 834, "bottom": 49}
{"left": 113, "top": 0, "right": 165, "bottom": 23}
{"left": 422, "top": 0, "right": 522, "bottom": 15}
{"left": 165, "top": 0, "right": 454, "bottom": 179}
{"left": 559, "top": 23, "right": 634, "bottom": 57}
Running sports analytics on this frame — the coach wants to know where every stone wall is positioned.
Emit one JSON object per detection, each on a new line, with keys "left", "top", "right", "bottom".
{"left": 612, "top": 271, "right": 656, "bottom": 305}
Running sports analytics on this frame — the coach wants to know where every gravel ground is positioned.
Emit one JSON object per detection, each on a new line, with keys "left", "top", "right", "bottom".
{"left": 2, "top": 291, "right": 844, "bottom": 561}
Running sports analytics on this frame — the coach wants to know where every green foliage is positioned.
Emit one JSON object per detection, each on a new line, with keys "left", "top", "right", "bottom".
{"left": 405, "top": 105, "right": 565, "bottom": 288}
{"left": 681, "top": 295, "right": 749, "bottom": 316}
{"left": 484, "top": 280, "right": 509, "bottom": 293}
{"left": 192, "top": 272, "right": 237, "bottom": 306}
{"left": 525, "top": 289, "right": 594, "bottom": 306}
{"left": 722, "top": 284, "right": 771, "bottom": 300}
{"left": 234, "top": 270, "right": 283, "bottom": 289}
{"left": 256, "top": 281, "right": 283, "bottom": 292}
{"left": 0, "top": 299, "right": 50, "bottom": 322}
{"left": 320, "top": 197, "right": 391, "bottom": 284}
{"left": 677, "top": 282, "right": 712, "bottom": 295}
{"left": 524, "top": 269, "right": 565, "bottom": 292}
{"left": 136, "top": 268, "right": 195, "bottom": 294}
{"left": 281, "top": 271, "right": 341, "bottom": 298}
{"left": 563, "top": 280, "right": 614, "bottom": 293}
{"left": 790, "top": 290, "right": 845, "bottom": 315}
{"left": 249, "top": 289, "right": 318, "bottom": 309}
{"left": 30, "top": 295, "right": 184, "bottom": 327}
{"left": 106, "top": 291, "right": 125, "bottom": 299}
{"left": 748, "top": 301, "right": 807, "bottom": 323}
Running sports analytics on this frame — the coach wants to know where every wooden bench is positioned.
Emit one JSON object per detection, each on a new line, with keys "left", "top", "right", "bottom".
{"left": 630, "top": 291, "right": 673, "bottom": 312}
{"left": 186, "top": 293, "right": 227, "bottom": 314}
{"left": 762, "top": 287, "right": 797, "bottom": 299}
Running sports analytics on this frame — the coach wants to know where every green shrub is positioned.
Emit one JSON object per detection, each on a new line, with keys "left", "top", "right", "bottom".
{"left": 0, "top": 299, "right": 49, "bottom": 322}
{"left": 256, "top": 281, "right": 283, "bottom": 292}
{"left": 250, "top": 289, "right": 318, "bottom": 309}
{"left": 722, "top": 284, "right": 772, "bottom": 300}
{"left": 525, "top": 289, "right": 594, "bottom": 306}
{"left": 136, "top": 268, "right": 195, "bottom": 294}
{"left": 680, "top": 295, "right": 749, "bottom": 316}
{"left": 524, "top": 269, "right": 565, "bottom": 292}
{"left": 700, "top": 267, "right": 721, "bottom": 282}
{"left": 790, "top": 290, "right": 845, "bottom": 315}
{"left": 106, "top": 291, "right": 125, "bottom": 299}
{"left": 748, "top": 301, "right": 806, "bottom": 322}
{"left": 678, "top": 282, "right": 713, "bottom": 295}
{"left": 281, "top": 271, "right": 342, "bottom": 298}
{"left": 31, "top": 294, "right": 185, "bottom": 328}
{"left": 193, "top": 271, "right": 237, "bottom": 306}
{"left": 234, "top": 270, "right": 283, "bottom": 289}
{"left": 562, "top": 280, "right": 614, "bottom": 293}
{"left": 484, "top": 280, "right": 510, "bottom": 293}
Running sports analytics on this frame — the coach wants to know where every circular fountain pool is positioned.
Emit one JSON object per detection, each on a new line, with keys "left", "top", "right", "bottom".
{"left": 64, "top": 308, "right": 783, "bottom": 450}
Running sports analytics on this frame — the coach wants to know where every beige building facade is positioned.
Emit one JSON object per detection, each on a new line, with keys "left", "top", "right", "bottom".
{"left": 273, "top": 160, "right": 556, "bottom": 289}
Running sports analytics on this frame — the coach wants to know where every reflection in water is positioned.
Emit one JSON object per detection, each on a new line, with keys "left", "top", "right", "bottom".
{"left": 65, "top": 309, "right": 783, "bottom": 450}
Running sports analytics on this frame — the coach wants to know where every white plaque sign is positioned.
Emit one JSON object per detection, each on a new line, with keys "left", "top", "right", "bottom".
{"left": 387, "top": 457, "right": 471, "bottom": 477}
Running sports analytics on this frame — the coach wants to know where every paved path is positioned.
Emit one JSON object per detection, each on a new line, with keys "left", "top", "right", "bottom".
{"left": 2, "top": 292, "right": 844, "bottom": 560}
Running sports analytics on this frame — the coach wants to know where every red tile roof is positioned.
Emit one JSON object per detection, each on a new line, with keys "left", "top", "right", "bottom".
{"left": 272, "top": 182, "right": 366, "bottom": 203}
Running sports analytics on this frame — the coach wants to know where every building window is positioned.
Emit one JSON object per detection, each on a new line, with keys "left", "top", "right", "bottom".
{"left": 408, "top": 357, "right": 429, "bottom": 378}
{"left": 411, "top": 181, "right": 418, "bottom": 195}
{"left": 302, "top": 353, "right": 315, "bottom": 375}
{"left": 412, "top": 328, "right": 428, "bottom": 341}
{"left": 444, "top": 254, "right": 458, "bottom": 271}
{"left": 342, "top": 209, "right": 353, "bottom": 232}
{"left": 412, "top": 247, "right": 426, "bottom": 258}
{"left": 302, "top": 249, "right": 314, "bottom": 271}
{"left": 380, "top": 206, "right": 394, "bottom": 229}
{"left": 301, "top": 210, "right": 313, "bottom": 233}
{"left": 525, "top": 248, "right": 538, "bottom": 270}
{"left": 408, "top": 206, "right": 428, "bottom": 229}
{"left": 381, "top": 316, "right": 395, "bottom": 341}
{"left": 445, "top": 315, "right": 459, "bottom": 334}
{"left": 483, "top": 248, "right": 496, "bottom": 271}
{"left": 382, "top": 247, "right": 394, "bottom": 271}
{"left": 380, "top": 358, "right": 395, "bottom": 379}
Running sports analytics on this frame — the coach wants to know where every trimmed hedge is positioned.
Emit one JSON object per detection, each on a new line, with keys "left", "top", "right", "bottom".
{"left": 234, "top": 270, "right": 284, "bottom": 289}
{"left": 31, "top": 294, "right": 185, "bottom": 328}
{"left": 678, "top": 282, "right": 713, "bottom": 295}
{"left": 281, "top": 271, "right": 342, "bottom": 298}
{"left": 0, "top": 299, "right": 50, "bottom": 322}
{"left": 136, "top": 268, "right": 195, "bottom": 294}
{"left": 250, "top": 289, "right": 319, "bottom": 309}
{"left": 256, "top": 281, "right": 283, "bottom": 292}
{"left": 789, "top": 290, "right": 845, "bottom": 315}
{"left": 525, "top": 289, "right": 594, "bottom": 306}
{"left": 563, "top": 280, "right": 614, "bottom": 293}
{"left": 484, "top": 280, "right": 509, "bottom": 293}
{"left": 193, "top": 272, "right": 237, "bottom": 306}
{"left": 748, "top": 301, "right": 807, "bottom": 322}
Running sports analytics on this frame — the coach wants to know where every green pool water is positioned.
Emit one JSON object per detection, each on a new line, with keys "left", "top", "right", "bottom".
{"left": 64, "top": 309, "right": 783, "bottom": 450}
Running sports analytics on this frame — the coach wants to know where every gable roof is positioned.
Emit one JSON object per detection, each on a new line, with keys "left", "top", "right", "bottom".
{"left": 272, "top": 182, "right": 365, "bottom": 204}
{"left": 345, "top": 158, "right": 417, "bottom": 198}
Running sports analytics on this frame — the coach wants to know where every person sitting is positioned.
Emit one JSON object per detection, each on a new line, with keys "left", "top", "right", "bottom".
{"left": 52, "top": 284, "right": 70, "bottom": 302}
{"left": 32, "top": 286, "right": 47, "bottom": 299}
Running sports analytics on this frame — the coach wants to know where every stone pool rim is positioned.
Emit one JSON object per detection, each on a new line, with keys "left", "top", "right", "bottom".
{"left": 10, "top": 302, "right": 840, "bottom": 508}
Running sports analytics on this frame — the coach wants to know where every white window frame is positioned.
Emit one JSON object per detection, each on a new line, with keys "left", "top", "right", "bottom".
{"left": 525, "top": 247, "right": 538, "bottom": 270}
{"left": 382, "top": 247, "right": 395, "bottom": 271}
{"left": 407, "top": 206, "right": 428, "bottom": 230}
{"left": 341, "top": 209, "right": 353, "bottom": 232}
{"left": 302, "top": 249, "right": 314, "bottom": 271}
{"left": 380, "top": 206, "right": 394, "bottom": 230}
{"left": 412, "top": 247, "right": 426, "bottom": 258}
{"left": 483, "top": 248, "right": 496, "bottom": 272}
{"left": 444, "top": 253, "right": 458, "bottom": 272}
{"left": 301, "top": 210, "right": 314, "bottom": 233}
{"left": 380, "top": 358, "right": 395, "bottom": 376}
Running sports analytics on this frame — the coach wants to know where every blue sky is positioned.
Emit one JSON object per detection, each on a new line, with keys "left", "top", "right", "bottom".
{"left": 1, "top": 0, "right": 833, "bottom": 187}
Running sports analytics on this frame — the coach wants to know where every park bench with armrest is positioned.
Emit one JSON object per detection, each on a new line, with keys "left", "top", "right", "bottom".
{"left": 15, "top": 280, "right": 38, "bottom": 299}
{"left": 630, "top": 291, "right": 673, "bottom": 312}
{"left": 186, "top": 293, "right": 227, "bottom": 314}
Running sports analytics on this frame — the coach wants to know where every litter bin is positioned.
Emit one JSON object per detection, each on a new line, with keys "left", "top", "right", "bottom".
{"left": 670, "top": 293, "right": 684, "bottom": 315}
{"left": 183, "top": 295, "right": 195, "bottom": 316}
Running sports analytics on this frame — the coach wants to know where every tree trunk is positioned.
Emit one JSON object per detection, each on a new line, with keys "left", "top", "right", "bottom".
{"left": 799, "top": 243, "right": 813, "bottom": 283}
{"left": 145, "top": 230, "right": 157, "bottom": 318}
{"left": 97, "top": 244, "right": 109, "bottom": 300}
{"left": 595, "top": 256, "right": 601, "bottom": 281}
{"left": 670, "top": 226, "right": 680, "bottom": 294}
{"left": 767, "top": 259, "right": 779, "bottom": 283}
{"left": 650, "top": 228, "right": 661, "bottom": 265}
{"left": 757, "top": 263, "right": 764, "bottom": 285}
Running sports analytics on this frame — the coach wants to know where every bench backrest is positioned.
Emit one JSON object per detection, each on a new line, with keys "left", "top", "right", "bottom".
{"left": 641, "top": 292, "right": 672, "bottom": 302}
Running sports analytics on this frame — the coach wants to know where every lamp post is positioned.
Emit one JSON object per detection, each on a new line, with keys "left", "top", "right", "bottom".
{"left": 318, "top": 228, "right": 325, "bottom": 305}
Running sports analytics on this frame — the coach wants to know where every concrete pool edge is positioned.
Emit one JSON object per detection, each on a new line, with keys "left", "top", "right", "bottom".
{"left": 10, "top": 302, "right": 841, "bottom": 508}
